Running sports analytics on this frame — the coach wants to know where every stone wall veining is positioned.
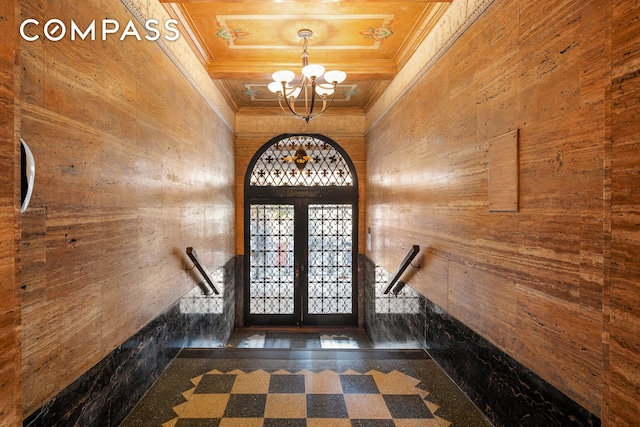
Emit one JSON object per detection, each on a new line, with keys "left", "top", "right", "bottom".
{"left": 363, "top": 256, "right": 599, "bottom": 426}
{"left": 365, "top": 0, "right": 639, "bottom": 424}
{"left": 23, "top": 258, "right": 236, "bottom": 427}
{"left": 18, "top": 0, "right": 236, "bottom": 417}
{"left": 0, "top": 0, "right": 21, "bottom": 425}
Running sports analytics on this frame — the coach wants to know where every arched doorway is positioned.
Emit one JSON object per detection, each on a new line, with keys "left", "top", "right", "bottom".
{"left": 244, "top": 134, "right": 359, "bottom": 326}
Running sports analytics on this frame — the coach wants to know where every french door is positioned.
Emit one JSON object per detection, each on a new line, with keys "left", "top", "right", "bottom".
{"left": 246, "top": 200, "right": 357, "bottom": 326}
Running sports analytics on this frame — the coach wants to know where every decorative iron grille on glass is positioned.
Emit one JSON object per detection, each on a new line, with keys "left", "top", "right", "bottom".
{"left": 249, "top": 135, "right": 353, "bottom": 187}
{"left": 307, "top": 204, "right": 354, "bottom": 314}
{"left": 249, "top": 204, "right": 295, "bottom": 315}
{"left": 268, "top": 29, "right": 347, "bottom": 123}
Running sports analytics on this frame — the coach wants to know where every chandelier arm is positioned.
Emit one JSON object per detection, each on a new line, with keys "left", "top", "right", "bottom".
{"left": 307, "top": 77, "right": 317, "bottom": 120}
{"left": 318, "top": 95, "right": 329, "bottom": 115}
{"left": 278, "top": 81, "right": 296, "bottom": 115}
{"left": 283, "top": 96, "right": 299, "bottom": 117}
{"left": 278, "top": 84, "right": 303, "bottom": 119}
{"left": 289, "top": 74, "right": 305, "bottom": 90}
{"left": 277, "top": 97, "right": 287, "bottom": 115}
{"left": 281, "top": 79, "right": 309, "bottom": 118}
{"left": 317, "top": 82, "right": 339, "bottom": 114}
{"left": 305, "top": 83, "right": 338, "bottom": 122}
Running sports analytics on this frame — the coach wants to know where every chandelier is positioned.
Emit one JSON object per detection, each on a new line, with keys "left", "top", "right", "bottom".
{"left": 268, "top": 29, "right": 347, "bottom": 123}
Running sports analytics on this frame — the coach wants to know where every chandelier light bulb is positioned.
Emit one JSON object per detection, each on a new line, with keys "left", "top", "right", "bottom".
{"left": 302, "top": 64, "right": 325, "bottom": 79}
{"left": 268, "top": 81, "right": 284, "bottom": 94}
{"left": 272, "top": 70, "right": 295, "bottom": 83}
{"left": 323, "top": 70, "right": 347, "bottom": 84}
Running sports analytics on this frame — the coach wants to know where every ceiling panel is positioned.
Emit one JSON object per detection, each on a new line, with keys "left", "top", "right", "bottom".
{"left": 162, "top": 0, "right": 452, "bottom": 114}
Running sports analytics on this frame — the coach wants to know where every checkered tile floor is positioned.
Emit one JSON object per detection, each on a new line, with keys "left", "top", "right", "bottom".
{"left": 165, "top": 368, "right": 450, "bottom": 427}
{"left": 122, "top": 331, "right": 492, "bottom": 427}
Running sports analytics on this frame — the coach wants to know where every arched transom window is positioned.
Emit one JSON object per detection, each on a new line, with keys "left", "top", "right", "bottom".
{"left": 249, "top": 134, "right": 353, "bottom": 187}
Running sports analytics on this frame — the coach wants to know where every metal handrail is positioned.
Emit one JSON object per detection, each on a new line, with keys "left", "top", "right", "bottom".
{"left": 383, "top": 245, "right": 420, "bottom": 295}
{"left": 186, "top": 247, "right": 220, "bottom": 295}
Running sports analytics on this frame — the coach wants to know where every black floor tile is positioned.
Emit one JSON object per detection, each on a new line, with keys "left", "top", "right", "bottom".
{"left": 222, "top": 394, "right": 267, "bottom": 418}
{"left": 269, "top": 374, "right": 306, "bottom": 393}
{"left": 194, "top": 374, "right": 236, "bottom": 394}
{"left": 306, "top": 394, "right": 348, "bottom": 418}
{"left": 383, "top": 394, "right": 434, "bottom": 418}
{"left": 340, "top": 374, "right": 380, "bottom": 394}
{"left": 265, "top": 332, "right": 321, "bottom": 348}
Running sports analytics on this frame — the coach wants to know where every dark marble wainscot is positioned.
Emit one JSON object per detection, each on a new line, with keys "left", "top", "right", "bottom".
{"left": 362, "top": 256, "right": 426, "bottom": 347}
{"left": 424, "top": 299, "right": 601, "bottom": 427}
{"left": 23, "top": 257, "right": 237, "bottom": 427}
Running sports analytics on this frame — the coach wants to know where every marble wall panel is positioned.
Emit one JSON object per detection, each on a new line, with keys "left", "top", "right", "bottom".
{"left": 23, "top": 256, "right": 236, "bottom": 427}
{"left": 363, "top": 256, "right": 426, "bottom": 346}
{"left": 363, "top": 256, "right": 599, "bottom": 426}
{"left": 365, "top": 0, "right": 615, "bottom": 420}
{"left": 513, "top": 285, "right": 603, "bottom": 416}
{"left": 19, "top": 0, "right": 236, "bottom": 418}
{"left": 406, "top": 249, "right": 449, "bottom": 311}
{"left": 0, "top": 0, "right": 20, "bottom": 424}
{"left": 447, "top": 261, "right": 517, "bottom": 353}
{"left": 609, "top": 0, "right": 640, "bottom": 425}
{"left": 423, "top": 297, "right": 600, "bottom": 427}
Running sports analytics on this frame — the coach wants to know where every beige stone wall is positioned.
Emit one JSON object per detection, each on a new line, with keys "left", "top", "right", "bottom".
{"left": 0, "top": 0, "right": 21, "bottom": 424}
{"left": 609, "top": 0, "right": 640, "bottom": 424}
{"left": 365, "top": 0, "right": 639, "bottom": 425}
{"left": 18, "top": 0, "right": 236, "bottom": 417}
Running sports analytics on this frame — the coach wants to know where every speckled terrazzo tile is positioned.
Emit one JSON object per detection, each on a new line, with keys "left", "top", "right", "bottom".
{"left": 121, "top": 346, "right": 492, "bottom": 427}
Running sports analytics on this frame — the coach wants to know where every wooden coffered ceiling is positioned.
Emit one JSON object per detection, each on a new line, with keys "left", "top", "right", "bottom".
{"left": 160, "top": 0, "right": 452, "bottom": 114}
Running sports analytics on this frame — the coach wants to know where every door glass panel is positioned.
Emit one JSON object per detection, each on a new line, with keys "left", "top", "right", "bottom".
{"left": 307, "top": 204, "right": 353, "bottom": 314}
{"left": 249, "top": 204, "right": 295, "bottom": 314}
